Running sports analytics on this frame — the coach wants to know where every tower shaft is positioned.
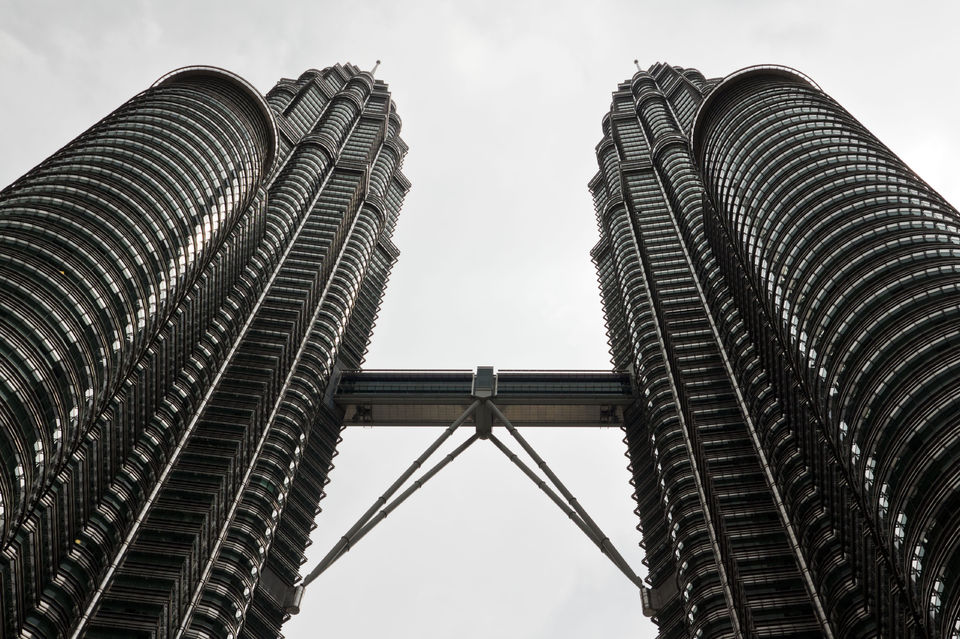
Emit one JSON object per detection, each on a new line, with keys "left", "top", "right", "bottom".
{"left": 593, "top": 62, "right": 960, "bottom": 638}
{"left": 0, "top": 64, "right": 409, "bottom": 639}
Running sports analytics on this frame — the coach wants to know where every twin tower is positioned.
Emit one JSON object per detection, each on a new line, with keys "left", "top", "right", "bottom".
{"left": 0, "top": 62, "right": 957, "bottom": 638}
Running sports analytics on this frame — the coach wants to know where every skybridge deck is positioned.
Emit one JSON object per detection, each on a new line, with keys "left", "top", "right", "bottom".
{"left": 333, "top": 368, "right": 636, "bottom": 428}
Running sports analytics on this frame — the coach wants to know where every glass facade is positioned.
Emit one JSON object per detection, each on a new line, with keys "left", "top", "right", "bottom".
{"left": 593, "top": 62, "right": 960, "bottom": 638}
{"left": 0, "top": 63, "right": 409, "bottom": 638}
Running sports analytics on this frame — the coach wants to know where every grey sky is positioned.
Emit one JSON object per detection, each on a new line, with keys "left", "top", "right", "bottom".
{"left": 2, "top": 1, "right": 957, "bottom": 637}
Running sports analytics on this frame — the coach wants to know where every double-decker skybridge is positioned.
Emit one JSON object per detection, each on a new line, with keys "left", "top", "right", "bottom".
{"left": 289, "top": 367, "right": 666, "bottom": 615}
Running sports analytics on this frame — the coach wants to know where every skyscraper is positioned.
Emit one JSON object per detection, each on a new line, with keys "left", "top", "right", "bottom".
{"left": 591, "top": 63, "right": 960, "bottom": 638}
{"left": 0, "top": 63, "right": 409, "bottom": 638}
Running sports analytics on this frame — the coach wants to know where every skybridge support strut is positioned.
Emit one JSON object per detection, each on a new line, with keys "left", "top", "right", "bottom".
{"left": 485, "top": 403, "right": 645, "bottom": 592}
{"left": 302, "top": 400, "right": 480, "bottom": 587}
{"left": 297, "top": 393, "right": 647, "bottom": 615}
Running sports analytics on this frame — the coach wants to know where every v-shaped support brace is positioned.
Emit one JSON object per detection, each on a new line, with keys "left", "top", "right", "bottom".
{"left": 298, "top": 398, "right": 647, "bottom": 612}
{"left": 302, "top": 400, "right": 480, "bottom": 587}
{"left": 485, "top": 402, "right": 645, "bottom": 592}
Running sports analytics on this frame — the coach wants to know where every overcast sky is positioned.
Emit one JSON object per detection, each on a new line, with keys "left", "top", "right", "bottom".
{"left": 2, "top": 1, "right": 958, "bottom": 637}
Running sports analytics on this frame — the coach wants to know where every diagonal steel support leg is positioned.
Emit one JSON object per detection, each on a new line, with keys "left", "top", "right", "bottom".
{"left": 487, "top": 403, "right": 645, "bottom": 591}
{"left": 302, "top": 400, "right": 480, "bottom": 587}
{"left": 347, "top": 433, "right": 479, "bottom": 553}
{"left": 487, "top": 433, "right": 606, "bottom": 545}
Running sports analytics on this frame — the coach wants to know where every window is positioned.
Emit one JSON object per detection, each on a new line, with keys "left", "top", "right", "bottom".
{"left": 878, "top": 483, "right": 890, "bottom": 520}
{"left": 910, "top": 535, "right": 927, "bottom": 581}
{"left": 894, "top": 512, "right": 907, "bottom": 548}
{"left": 930, "top": 573, "right": 945, "bottom": 618}
{"left": 863, "top": 456, "right": 875, "bottom": 492}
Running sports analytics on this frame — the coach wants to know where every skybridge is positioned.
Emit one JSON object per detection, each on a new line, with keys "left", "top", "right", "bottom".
{"left": 290, "top": 367, "right": 669, "bottom": 618}
{"left": 333, "top": 367, "right": 635, "bottom": 428}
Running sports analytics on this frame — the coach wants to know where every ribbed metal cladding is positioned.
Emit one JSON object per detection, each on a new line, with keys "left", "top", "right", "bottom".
{"left": 184, "top": 84, "right": 409, "bottom": 639}
{"left": 0, "top": 66, "right": 275, "bottom": 547}
{"left": 78, "top": 66, "right": 408, "bottom": 639}
{"left": 694, "top": 67, "right": 960, "bottom": 638}
{"left": 0, "top": 63, "right": 408, "bottom": 639}
{"left": 596, "top": 72, "right": 737, "bottom": 639}
{"left": 594, "top": 61, "right": 960, "bottom": 639}
{"left": 594, "top": 65, "right": 841, "bottom": 639}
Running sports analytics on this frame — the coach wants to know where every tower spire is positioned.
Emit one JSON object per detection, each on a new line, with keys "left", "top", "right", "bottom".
{"left": 371, "top": 59, "right": 381, "bottom": 75}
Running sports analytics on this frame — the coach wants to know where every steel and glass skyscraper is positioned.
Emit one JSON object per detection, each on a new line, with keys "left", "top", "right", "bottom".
{"left": 6, "top": 56, "right": 960, "bottom": 639}
{"left": 0, "top": 63, "right": 409, "bottom": 638}
{"left": 592, "top": 63, "right": 960, "bottom": 638}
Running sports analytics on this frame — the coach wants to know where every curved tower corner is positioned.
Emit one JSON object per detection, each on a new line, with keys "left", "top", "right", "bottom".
{"left": 693, "top": 65, "right": 960, "bottom": 638}
{"left": 0, "top": 65, "right": 277, "bottom": 545}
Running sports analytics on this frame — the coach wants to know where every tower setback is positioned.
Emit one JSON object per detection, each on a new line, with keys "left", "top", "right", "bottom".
{"left": 591, "top": 63, "right": 960, "bottom": 638}
{"left": 0, "top": 63, "right": 409, "bottom": 638}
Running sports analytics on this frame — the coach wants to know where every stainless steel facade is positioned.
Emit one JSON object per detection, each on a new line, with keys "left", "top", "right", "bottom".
{"left": 592, "top": 63, "right": 960, "bottom": 638}
{"left": 0, "top": 63, "right": 409, "bottom": 638}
